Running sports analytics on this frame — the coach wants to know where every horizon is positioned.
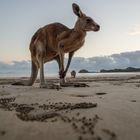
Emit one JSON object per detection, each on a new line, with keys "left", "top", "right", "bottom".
{"left": 1, "top": 50, "right": 140, "bottom": 77}
{"left": 0, "top": 0, "right": 140, "bottom": 62}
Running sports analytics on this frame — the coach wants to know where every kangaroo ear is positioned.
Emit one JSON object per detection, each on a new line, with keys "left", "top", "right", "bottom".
{"left": 72, "top": 3, "right": 83, "bottom": 18}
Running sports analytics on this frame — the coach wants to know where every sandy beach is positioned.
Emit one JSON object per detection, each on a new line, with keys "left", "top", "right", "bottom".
{"left": 0, "top": 74, "right": 140, "bottom": 140}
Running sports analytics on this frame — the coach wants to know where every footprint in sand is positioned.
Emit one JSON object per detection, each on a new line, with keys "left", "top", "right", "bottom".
{"left": 130, "top": 100, "right": 137, "bottom": 102}
{"left": 0, "top": 130, "right": 6, "bottom": 136}
{"left": 69, "top": 94, "right": 92, "bottom": 98}
{"left": 96, "top": 92, "right": 107, "bottom": 96}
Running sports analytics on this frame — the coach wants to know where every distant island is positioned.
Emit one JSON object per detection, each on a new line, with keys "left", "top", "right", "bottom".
{"left": 78, "top": 69, "right": 97, "bottom": 73}
{"left": 100, "top": 67, "right": 140, "bottom": 73}
{"left": 79, "top": 67, "right": 140, "bottom": 73}
{"left": 79, "top": 69, "right": 89, "bottom": 73}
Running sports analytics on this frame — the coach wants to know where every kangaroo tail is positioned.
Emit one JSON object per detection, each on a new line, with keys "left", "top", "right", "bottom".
{"left": 12, "top": 60, "right": 38, "bottom": 86}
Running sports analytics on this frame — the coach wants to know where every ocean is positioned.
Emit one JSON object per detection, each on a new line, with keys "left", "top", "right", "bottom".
{"left": 0, "top": 70, "right": 140, "bottom": 78}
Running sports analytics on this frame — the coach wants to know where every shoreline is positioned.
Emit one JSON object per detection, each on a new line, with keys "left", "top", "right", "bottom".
{"left": 0, "top": 71, "right": 140, "bottom": 78}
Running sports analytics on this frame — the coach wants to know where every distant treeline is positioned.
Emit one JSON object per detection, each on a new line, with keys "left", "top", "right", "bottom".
{"left": 79, "top": 67, "right": 140, "bottom": 73}
{"left": 79, "top": 69, "right": 96, "bottom": 73}
{"left": 100, "top": 67, "right": 140, "bottom": 73}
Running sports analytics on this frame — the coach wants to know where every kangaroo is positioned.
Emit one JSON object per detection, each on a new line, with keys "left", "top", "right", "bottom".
{"left": 12, "top": 3, "right": 100, "bottom": 88}
{"left": 71, "top": 70, "right": 76, "bottom": 78}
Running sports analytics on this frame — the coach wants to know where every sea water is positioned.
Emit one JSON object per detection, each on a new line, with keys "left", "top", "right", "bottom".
{"left": 0, "top": 69, "right": 140, "bottom": 78}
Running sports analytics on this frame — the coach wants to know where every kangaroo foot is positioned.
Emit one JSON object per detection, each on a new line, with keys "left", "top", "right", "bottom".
{"left": 60, "top": 78, "right": 66, "bottom": 86}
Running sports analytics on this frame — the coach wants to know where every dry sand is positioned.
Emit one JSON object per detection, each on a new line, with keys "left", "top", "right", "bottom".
{"left": 0, "top": 74, "right": 140, "bottom": 140}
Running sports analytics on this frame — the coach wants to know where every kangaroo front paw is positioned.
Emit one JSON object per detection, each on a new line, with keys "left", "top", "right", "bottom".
{"left": 62, "top": 71, "right": 66, "bottom": 78}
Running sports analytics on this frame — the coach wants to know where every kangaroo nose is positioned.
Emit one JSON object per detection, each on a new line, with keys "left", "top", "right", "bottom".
{"left": 93, "top": 24, "right": 100, "bottom": 32}
{"left": 96, "top": 25, "right": 100, "bottom": 30}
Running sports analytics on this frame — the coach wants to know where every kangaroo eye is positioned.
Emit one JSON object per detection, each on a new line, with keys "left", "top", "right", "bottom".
{"left": 86, "top": 18, "right": 92, "bottom": 23}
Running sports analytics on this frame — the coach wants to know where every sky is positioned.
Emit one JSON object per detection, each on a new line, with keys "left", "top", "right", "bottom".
{"left": 0, "top": 0, "right": 140, "bottom": 62}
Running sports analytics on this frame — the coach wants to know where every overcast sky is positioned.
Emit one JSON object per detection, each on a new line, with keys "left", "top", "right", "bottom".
{"left": 1, "top": 51, "right": 140, "bottom": 77}
{"left": 0, "top": 0, "right": 140, "bottom": 62}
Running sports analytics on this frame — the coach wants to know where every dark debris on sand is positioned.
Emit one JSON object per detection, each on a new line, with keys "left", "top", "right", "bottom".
{"left": 17, "top": 112, "right": 60, "bottom": 122}
{"left": 0, "top": 97, "right": 97, "bottom": 122}
{"left": 0, "top": 97, "right": 16, "bottom": 111}
{"left": 0, "top": 130, "right": 6, "bottom": 136}
{"left": 38, "top": 102, "right": 97, "bottom": 112}
{"left": 17, "top": 102, "right": 97, "bottom": 122}
{"left": 102, "top": 129, "right": 117, "bottom": 140}
{"left": 0, "top": 97, "right": 117, "bottom": 140}
{"left": 15, "top": 104, "right": 35, "bottom": 114}
{"left": 58, "top": 114, "right": 104, "bottom": 140}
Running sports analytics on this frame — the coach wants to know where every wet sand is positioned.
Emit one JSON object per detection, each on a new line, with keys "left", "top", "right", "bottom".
{"left": 0, "top": 74, "right": 140, "bottom": 140}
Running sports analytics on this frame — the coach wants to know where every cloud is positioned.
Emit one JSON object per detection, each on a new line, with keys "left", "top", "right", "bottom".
{"left": 128, "top": 24, "right": 140, "bottom": 35}
{"left": 0, "top": 51, "right": 140, "bottom": 76}
{"left": 69, "top": 51, "right": 140, "bottom": 72}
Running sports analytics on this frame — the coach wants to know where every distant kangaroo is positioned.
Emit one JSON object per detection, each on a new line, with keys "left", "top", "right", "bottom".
{"left": 12, "top": 3, "right": 100, "bottom": 88}
{"left": 71, "top": 70, "right": 76, "bottom": 78}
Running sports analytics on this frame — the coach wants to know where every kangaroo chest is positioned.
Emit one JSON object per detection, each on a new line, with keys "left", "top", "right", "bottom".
{"left": 58, "top": 31, "right": 86, "bottom": 53}
{"left": 64, "top": 38, "right": 85, "bottom": 53}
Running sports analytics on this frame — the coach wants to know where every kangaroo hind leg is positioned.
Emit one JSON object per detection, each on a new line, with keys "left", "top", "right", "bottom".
{"left": 36, "top": 45, "right": 46, "bottom": 88}
{"left": 28, "top": 59, "right": 39, "bottom": 86}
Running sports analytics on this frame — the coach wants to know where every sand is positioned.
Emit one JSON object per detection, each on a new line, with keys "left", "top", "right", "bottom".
{"left": 0, "top": 74, "right": 140, "bottom": 140}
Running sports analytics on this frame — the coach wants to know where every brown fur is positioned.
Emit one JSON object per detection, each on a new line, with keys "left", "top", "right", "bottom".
{"left": 12, "top": 3, "right": 100, "bottom": 87}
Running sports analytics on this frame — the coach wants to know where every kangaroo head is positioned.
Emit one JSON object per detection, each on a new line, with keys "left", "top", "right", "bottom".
{"left": 72, "top": 3, "right": 100, "bottom": 32}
